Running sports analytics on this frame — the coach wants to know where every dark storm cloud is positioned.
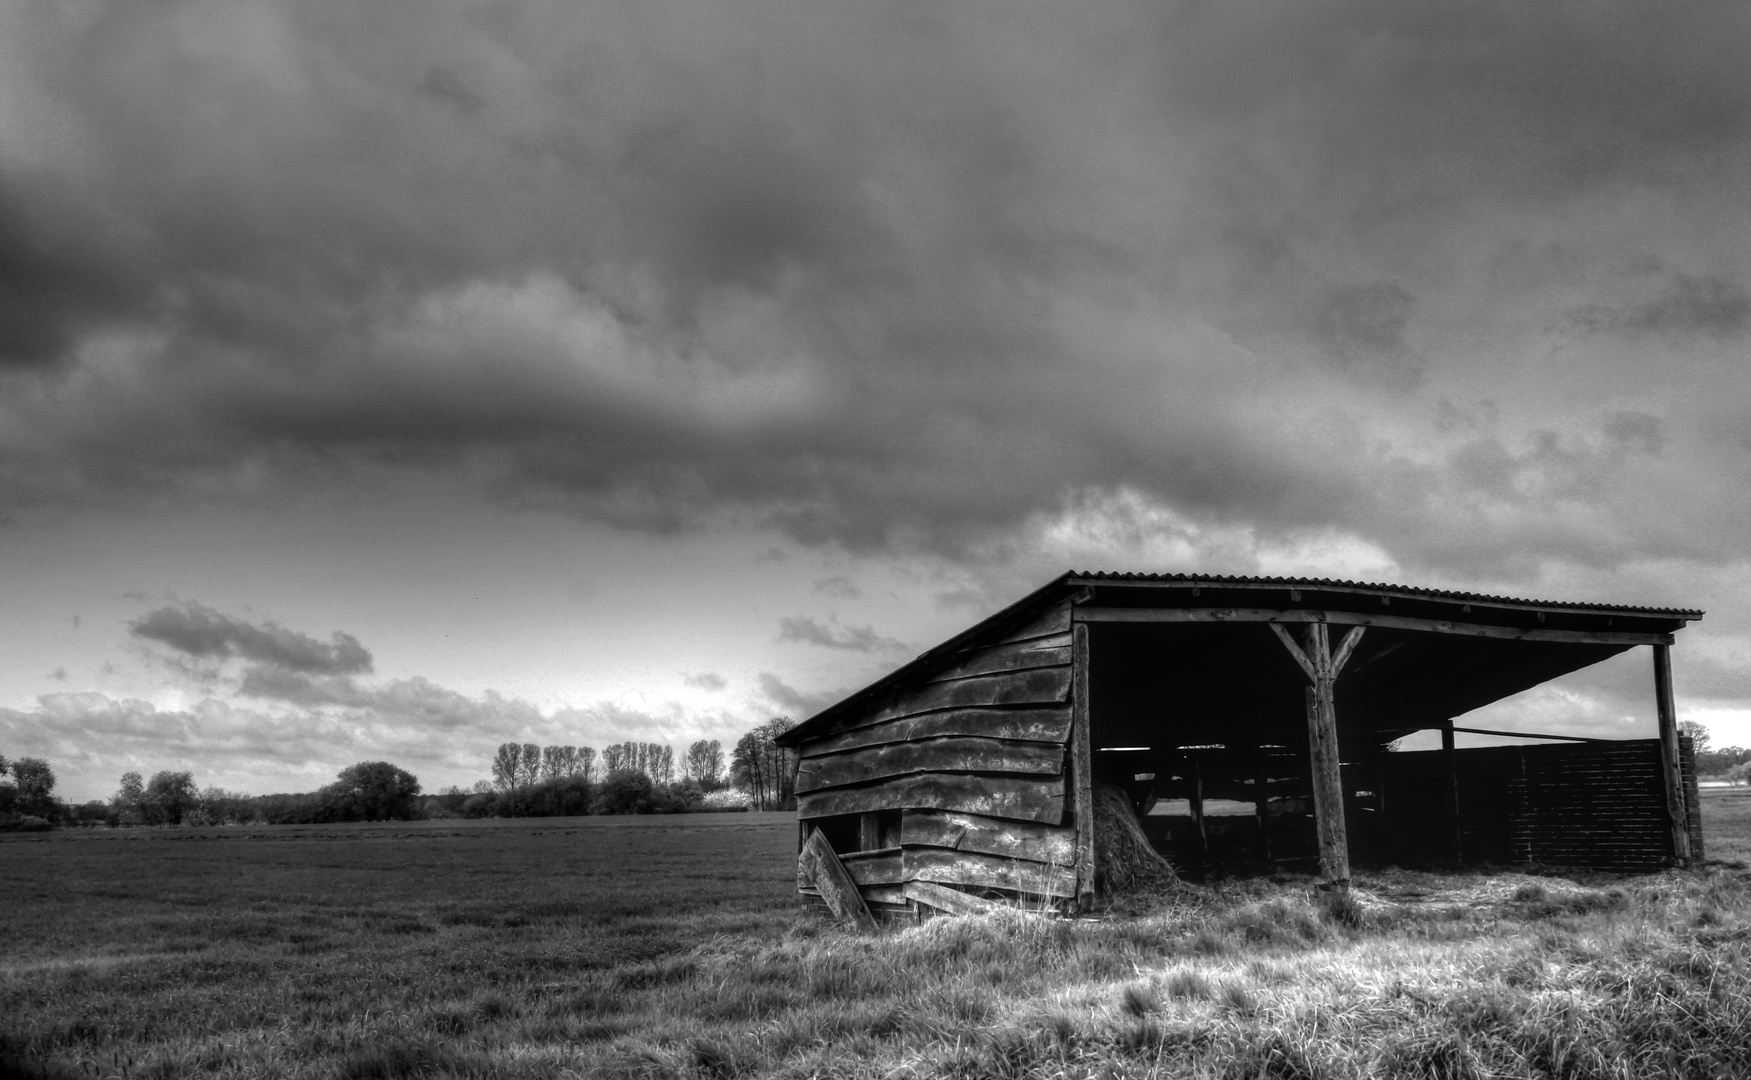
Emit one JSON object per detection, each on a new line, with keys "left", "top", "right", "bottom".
{"left": 776, "top": 615, "right": 908, "bottom": 654}
{"left": 3, "top": 1, "right": 1751, "bottom": 579}
{"left": 131, "top": 602, "right": 373, "bottom": 675}
{"left": 757, "top": 672, "right": 844, "bottom": 718}
{"left": 1573, "top": 271, "right": 1751, "bottom": 339}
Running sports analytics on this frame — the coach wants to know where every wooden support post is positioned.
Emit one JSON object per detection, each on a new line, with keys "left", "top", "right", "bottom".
{"left": 1188, "top": 756, "right": 1208, "bottom": 871}
{"left": 1071, "top": 621, "right": 1097, "bottom": 910}
{"left": 1653, "top": 644, "right": 1693, "bottom": 867}
{"left": 1441, "top": 724, "right": 1460, "bottom": 865}
{"left": 1275, "top": 621, "right": 1354, "bottom": 891}
{"left": 1254, "top": 748, "right": 1272, "bottom": 863}
{"left": 858, "top": 812, "right": 882, "bottom": 853}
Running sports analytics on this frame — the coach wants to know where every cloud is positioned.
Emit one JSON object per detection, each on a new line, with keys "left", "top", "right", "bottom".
{"left": 684, "top": 671, "right": 728, "bottom": 691}
{"left": 1573, "top": 271, "right": 1751, "bottom": 339}
{"left": 757, "top": 672, "right": 845, "bottom": 719}
{"left": 812, "top": 576, "right": 861, "bottom": 599}
{"left": 0, "top": 0, "right": 1747, "bottom": 584}
{"left": 130, "top": 602, "right": 372, "bottom": 675}
{"left": 776, "top": 615, "right": 909, "bottom": 654}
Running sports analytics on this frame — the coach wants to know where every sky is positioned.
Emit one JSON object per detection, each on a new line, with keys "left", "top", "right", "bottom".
{"left": 1, "top": 1, "right": 1748, "bottom": 803}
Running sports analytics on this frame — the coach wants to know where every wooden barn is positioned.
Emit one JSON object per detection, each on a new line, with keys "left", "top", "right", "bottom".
{"left": 776, "top": 573, "right": 1705, "bottom": 923}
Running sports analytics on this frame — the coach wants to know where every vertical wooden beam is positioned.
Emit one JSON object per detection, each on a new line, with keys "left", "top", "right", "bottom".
{"left": 1188, "top": 756, "right": 1208, "bottom": 871}
{"left": 1441, "top": 724, "right": 1461, "bottom": 865}
{"left": 1071, "top": 621, "right": 1097, "bottom": 910}
{"left": 1653, "top": 644, "right": 1693, "bottom": 867}
{"left": 1254, "top": 747, "right": 1272, "bottom": 864}
{"left": 858, "top": 812, "right": 882, "bottom": 853}
{"left": 1303, "top": 637, "right": 1350, "bottom": 889}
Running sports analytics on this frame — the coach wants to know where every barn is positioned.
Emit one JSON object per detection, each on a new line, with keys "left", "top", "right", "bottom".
{"left": 776, "top": 572, "right": 1705, "bottom": 923}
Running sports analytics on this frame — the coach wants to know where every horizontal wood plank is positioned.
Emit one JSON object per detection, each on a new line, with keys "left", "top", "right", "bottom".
{"left": 905, "top": 848, "right": 1078, "bottom": 898}
{"left": 990, "top": 603, "right": 1072, "bottom": 645}
{"left": 902, "top": 808, "right": 1077, "bottom": 865}
{"left": 798, "top": 772, "right": 1067, "bottom": 825}
{"left": 796, "top": 737, "right": 1064, "bottom": 794}
{"left": 861, "top": 884, "right": 909, "bottom": 905}
{"left": 802, "top": 706, "right": 1072, "bottom": 757}
{"left": 905, "top": 880, "right": 1003, "bottom": 915}
{"left": 840, "top": 849, "right": 906, "bottom": 886}
{"left": 925, "top": 642, "right": 1071, "bottom": 685}
{"left": 834, "top": 667, "right": 1073, "bottom": 734}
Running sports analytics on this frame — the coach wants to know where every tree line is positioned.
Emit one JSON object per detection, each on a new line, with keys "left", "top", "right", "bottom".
{"left": 0, "top": 718, "right": 797, "bottom": 829}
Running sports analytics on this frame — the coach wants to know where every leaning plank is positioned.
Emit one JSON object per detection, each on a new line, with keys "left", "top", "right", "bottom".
{"left": 802, "top": 706, "right": 1072, "bottom": 757}
{"left": 797, "top": 773, "right": 1068, "bottom": 824}
{"left": 862, "top": 884, "right": 908, "bottom": 905}
{"left": 905, "top": 847, "right": 1079, "bottom": 898}
{"left": 925, "top": 642, "right": 1073, "bottom": 684}
{"left": 799, "top": 831, "right": 876, "bottom": 930}
{"left": 836, "top": 668, "right": 1073, "bottom": 734}
{"left": 795, "top": 737, "right": 1065, "bottom": 794}
{"left": 905, "top": 880, "right": 1003, "bottom": 916}
{"left": 902, "top": 809, "right": 1077, "bottom": 865}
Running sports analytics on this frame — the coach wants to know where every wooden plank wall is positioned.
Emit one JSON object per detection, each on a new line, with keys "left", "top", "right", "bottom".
{"left": 1383, "top": 739, "right": 1691, "bottom": 871}
{"left": 794, "top": 601, "right": 1077, "bottom": 904}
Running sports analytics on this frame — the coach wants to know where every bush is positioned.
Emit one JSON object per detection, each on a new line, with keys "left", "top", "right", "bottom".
{"left": 460, "top": 793, "right": 498, "bottom": 818}
{"left": 592, "top": 770, "right": 655, "bottom": 815}
{"left": 0, "top": 813, "right": 52, "bottom": 832}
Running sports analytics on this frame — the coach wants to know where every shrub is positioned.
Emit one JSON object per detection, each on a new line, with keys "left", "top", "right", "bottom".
{"left": 592, "top": 770, "right": 655, "bottom": 815}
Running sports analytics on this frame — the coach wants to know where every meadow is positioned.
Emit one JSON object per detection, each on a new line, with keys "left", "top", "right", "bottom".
{"left": 3, "top": 794, "right": 1750, "bottom": 1079}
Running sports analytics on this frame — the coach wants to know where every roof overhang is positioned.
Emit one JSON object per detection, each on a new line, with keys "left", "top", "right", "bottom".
{"left": 775, "top": 572, "right": 1703, "bottom": 748}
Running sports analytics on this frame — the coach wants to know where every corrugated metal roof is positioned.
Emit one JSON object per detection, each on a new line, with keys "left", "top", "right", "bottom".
{"left": 774, "top": 570, "right": 1703, "bottom": 746}
{"left": 1066, "top": 571, "right": 1705, "bottom": 618}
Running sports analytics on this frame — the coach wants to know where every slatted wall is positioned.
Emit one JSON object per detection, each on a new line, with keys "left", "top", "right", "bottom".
{"left": 795, "top": 600, "right": 1077, "bottom": 914}
{"left": 1382, "top": 738, "right": 1700, "bottom": 871}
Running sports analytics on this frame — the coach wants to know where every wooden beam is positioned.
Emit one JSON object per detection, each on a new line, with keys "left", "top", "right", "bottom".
{"left": 796, "top": 772, "right": 1067, "bottom": 824}
{"left": 901, "top": 809, "right": 1077, "bottom": 865}
{"left": 1448, "top": 726, "right": 1603, "bottom": 743}
{"left": 800, "top": 830, "right": 876, "bottom": 930}
{"left": 904, "top": 880, "right": 1002, "bottom": 916}
{"left": 1269, "top": 622, "right": 1318, "bottom": 681}
{"left": 1073, "top": 606, "right": 1674, "bottom": 646}
{"left": 800, "top": 706, "right": 1071, "bottom": 757}
{"left": 1653, "top": 644, "right": 1693, "bottom": 867}
{"left": 859, "top": 812, "right": 882, "bottom": 853}
{"left": 1301, "top": 623, "right": 1351, "bottom": 891}
{"left": 1441, "top": 724, "right": 1461, "bottom": 865}
{"left": 1254, "top": 749, "right": 1271, "bottom": 863}
{"left": 794, "top": 736, "right": 1065, "bottom": 794}
{"left": 1188, "top": 756, "right": 1207, "bottom": 870}
{"left": 1330, "top": 626, "right": 1367, "bottom": 676}
{"left": 1071, "top": 621, "right": 1096, "bottom": 910}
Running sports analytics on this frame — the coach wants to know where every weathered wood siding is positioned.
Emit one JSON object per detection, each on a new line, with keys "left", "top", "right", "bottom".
{"left": 794, "top": 601, "right": 1077, "bottom": 903}
{"left": 1381, "top": 739, "right": 1694, "bottom": 871}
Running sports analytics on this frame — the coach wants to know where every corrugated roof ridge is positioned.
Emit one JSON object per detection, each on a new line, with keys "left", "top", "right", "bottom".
{"left": 1066, "top": 570, "right": 1704, "bottom": 617}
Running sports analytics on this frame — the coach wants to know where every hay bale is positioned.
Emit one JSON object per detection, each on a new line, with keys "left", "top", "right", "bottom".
{"left": 1093, "top": 780, "right": 1179, "bottom": 895}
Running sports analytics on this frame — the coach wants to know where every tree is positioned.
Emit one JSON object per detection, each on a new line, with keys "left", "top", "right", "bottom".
{"left": 684, "top": 739, "right": 725, "bottom": 788}
{"left": 593, "top": 769, "right": 654, "bottom": 815}
{"left": 731, "top": 719, "right": 798, "bottom": 811}
{"left": 11, "top": 757, "right": 57, "bottom": 819}
{"left": 491, "top": 743, "right": 521, "bottom": 792}
{"left": 519, "top": 743, "right": 542, "bottom": 788}
{"left": 323, "top": 761, "right": 421, "bottom": 821}
{"left": 541, "top": 745, "right": 577, "bottom": 782}
{"left": 577, "top": 746, "right": 597, "bottom": 784}
{"left": 1679, "top": 719, "right": 1711, "bottom": 755}
{"left": 144, "top": 770, "right": 198, "bottom": 825}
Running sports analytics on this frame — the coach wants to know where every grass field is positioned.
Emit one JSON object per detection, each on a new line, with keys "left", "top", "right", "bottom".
{"left": 4, "top": 794, "right": 1751, "bottom": 1079}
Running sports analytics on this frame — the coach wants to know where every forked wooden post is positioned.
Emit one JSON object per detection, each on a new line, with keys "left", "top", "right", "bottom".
{"left": 1271, "top": 620, "right": 1362, "bottom": 891}
{"left": 1653, "top": 644, "right": 1693, "bottom": 867}
{"left": 1071, "top": 622, "right": 1097, "bottom": 910}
